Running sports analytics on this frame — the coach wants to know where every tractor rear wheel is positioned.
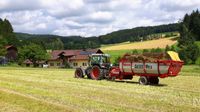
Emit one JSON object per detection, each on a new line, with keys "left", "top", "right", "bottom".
{"left": 90, "top": 66, "right": 104, "bottom": 80}
{"left": 139, "top": 76, "right": 149, "bottom": 85}
{"left": 74, "top": 68, "right": 84, "bottom": 78}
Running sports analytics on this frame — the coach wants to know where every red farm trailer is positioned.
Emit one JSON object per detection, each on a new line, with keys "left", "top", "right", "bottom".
{"left": 75, "top": 51, "right": 184, "bottom": 85}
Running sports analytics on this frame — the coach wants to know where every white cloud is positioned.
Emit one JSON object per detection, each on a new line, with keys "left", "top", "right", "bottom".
{"left": 0, "top": 0, "right": 41, "bottom": 11}
{"left": 159, "top": 0, "right": 200, "bottom": 12}
{"left": 40, "top": 0, "right": 85, "bottom": 18}
{"left": 53, "top": 28, "right": 88, "bottom": 36}
{"left": 0, "top": 0, "right": 199, "bottom": 37}
{"left": 90, "top": 11, "right": 112, "bottom": 20}
{"left": 80, "top": 11, "right": 114, "bottom": 24}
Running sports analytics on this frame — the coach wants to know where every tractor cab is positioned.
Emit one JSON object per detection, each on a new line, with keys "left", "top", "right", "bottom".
{"left": 89, "top": 54, "right": 111, "bottom": 69}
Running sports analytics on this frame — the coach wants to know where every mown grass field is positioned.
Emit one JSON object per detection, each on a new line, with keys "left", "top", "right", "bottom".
{"left": 101, "top": 37, "right": 177, "bottom": 51}
{"left": 0, "top": 66, "right": 200, "bottom": 112}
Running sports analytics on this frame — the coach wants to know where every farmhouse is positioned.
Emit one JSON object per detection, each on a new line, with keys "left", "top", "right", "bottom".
{"left": 23, "top": 59, "right": 46, "bottom": 67}
{"left": 48, "top": 49, "right": 103, "bottom": 68}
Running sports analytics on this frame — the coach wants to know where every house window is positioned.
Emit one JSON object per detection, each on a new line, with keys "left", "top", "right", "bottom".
{"left": 82, "top": 63, "right": 87, "bottom": 66}
{"left": 57, "top": 63, "right": 60, "bottom": 66}
{"left": 50, "top": 63, "right": 54, "bottom": 66}
{"left": 73, "top": 63, "right": 78, "bottom": 66}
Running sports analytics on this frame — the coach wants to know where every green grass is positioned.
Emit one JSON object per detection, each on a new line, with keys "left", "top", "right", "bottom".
{"left": 0, "top": 66, "right": 200, "bottom": 112}
{"left": 195, "top": 41, "right": 200, "bottom": 48}
{"left": 181, "top": 65, "right": 200, "bottom": 76}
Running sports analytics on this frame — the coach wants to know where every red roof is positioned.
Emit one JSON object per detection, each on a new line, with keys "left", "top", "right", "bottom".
{"left": 50, "top": 50, "right": 63, "bottom": 60}
{"left": 23, "top": 59, "right": 45, "bottom": 64}
{"left": 69, "top": 55, "right": 89, "bottom": 60}
{"left": 50, "top": 50, "right": 78, "bottom": 59}
{"left": 23, "top": 59, "right": 33, "bottom": 64}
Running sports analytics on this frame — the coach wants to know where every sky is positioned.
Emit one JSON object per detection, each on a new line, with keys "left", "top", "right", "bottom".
{"left": 0, "top": 0, "right": 199, "bottom": 37}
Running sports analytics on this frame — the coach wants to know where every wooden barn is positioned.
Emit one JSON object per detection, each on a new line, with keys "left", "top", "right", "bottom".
{"left": 5, "top": 45, "right": 18, "bottom": 61}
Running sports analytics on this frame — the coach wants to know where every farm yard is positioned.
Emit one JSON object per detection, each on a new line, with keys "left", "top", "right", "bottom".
{"left": 0, "top": 66, "right": 200, "bottom": 112}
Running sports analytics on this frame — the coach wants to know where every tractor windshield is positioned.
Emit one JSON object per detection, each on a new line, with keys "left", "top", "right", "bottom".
{"left": 90, "top": 55, "right": 110, "bottom": 64}
{"left": 101, "top": 56, "right": 110, "bottom": 63}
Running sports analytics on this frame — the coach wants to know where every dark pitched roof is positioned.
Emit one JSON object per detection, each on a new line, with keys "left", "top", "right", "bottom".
{"left": 5, "top": 45, "right": 18, "bottom": 51}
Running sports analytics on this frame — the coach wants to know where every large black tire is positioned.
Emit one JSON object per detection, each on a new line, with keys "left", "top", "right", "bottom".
{"left": 90, "top": 66, "right": 104, "bottom": 80}
{"left": 139, "top": 76, "right": 149, "bottom": 85}
{"left": 85, "top": 67, "right": 92, "bottom": 79}
{"left": 149, "top": 77, "right": 159, "bottom": 85}
{"left": 74, "top": 68, "right": 84, "bottom": 78}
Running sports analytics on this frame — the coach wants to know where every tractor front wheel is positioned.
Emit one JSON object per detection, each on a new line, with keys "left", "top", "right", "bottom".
{"left": 74, "top": 68, "right": 84, "bottom": 78}
{"left": 90, "top": 66, "right": 103, "bottom": 80}
{"left": 85, "top": 67, "right": 92, "bottom": 79}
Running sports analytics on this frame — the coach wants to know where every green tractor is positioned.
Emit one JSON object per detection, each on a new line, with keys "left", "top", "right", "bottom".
{"left": 74, "top": 54, "right": 111, "bottom": 80}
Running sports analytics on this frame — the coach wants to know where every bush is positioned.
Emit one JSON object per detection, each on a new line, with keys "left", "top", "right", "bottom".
{"left": 165, "top": 33, "right": 172, "bottom": 37}
{"left": 143, "top": 49, "right": 149, "bottom": 53}
{"left": 171, "top": 45, "right": 177, "bottom": 52}
{"left": 165, "top": 45, "right": 171, "bottom": 52}
{"left": 151, "top": 47, "right": 162, "bottom": 53}
{"left": 113, "top": 56, "right": 121, "bottom": 66}
{"left": 64, "top": 62, "right": 71, "bottom": 68}
{"left": 132, "top": 49, "right": 139, "bottom": 54}
{"left": 195, "top": 57, "right": 200, "bottom": 66}
{"left": 6, "top": 62, "right": 20, "bottom": 67}
{"left": 179, "top": 44, "right": 200, "bottom": 64}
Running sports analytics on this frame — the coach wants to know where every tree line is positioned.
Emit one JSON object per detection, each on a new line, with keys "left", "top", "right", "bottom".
{"left": 0, "top": 18, "right": 19, "bottom": 56}
{"left": 15, "top": 23, "right": 179, "bottom": 50}
{"left": 98, "top": 23, "right": 179, "bottom": 44}
{"left": 177, "top": 10, "right": 200, "bottom": 64}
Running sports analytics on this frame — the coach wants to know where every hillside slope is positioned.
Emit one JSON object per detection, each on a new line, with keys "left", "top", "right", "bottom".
{"left": 101, "top": 37, "right": 177, "bottom": 50}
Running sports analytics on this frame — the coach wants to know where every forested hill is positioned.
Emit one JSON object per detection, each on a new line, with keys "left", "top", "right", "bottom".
{"left": 15, "top": 33, "right": 100, "bottom": 50}
{"left": 99, "top": 23, "right": 179, "bottom": 44}
{"left": 15, "top": 23, "right": 179, "bottom": 50}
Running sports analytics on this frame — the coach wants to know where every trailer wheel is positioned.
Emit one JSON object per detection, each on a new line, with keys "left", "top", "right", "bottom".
{"left": 90, "top": 66, "right": 103, "bottom": 80}
{"left": 154, "top": 77, "right": 159, "bottom": 85}
{"left": 74, "top": 68, "right": 84, "bottom": 78}
{"left": 149, "top": 77, "right": 159, "bottom": 85}
{"left": 139, "top": 76, "right": 149, "bottom": 85}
